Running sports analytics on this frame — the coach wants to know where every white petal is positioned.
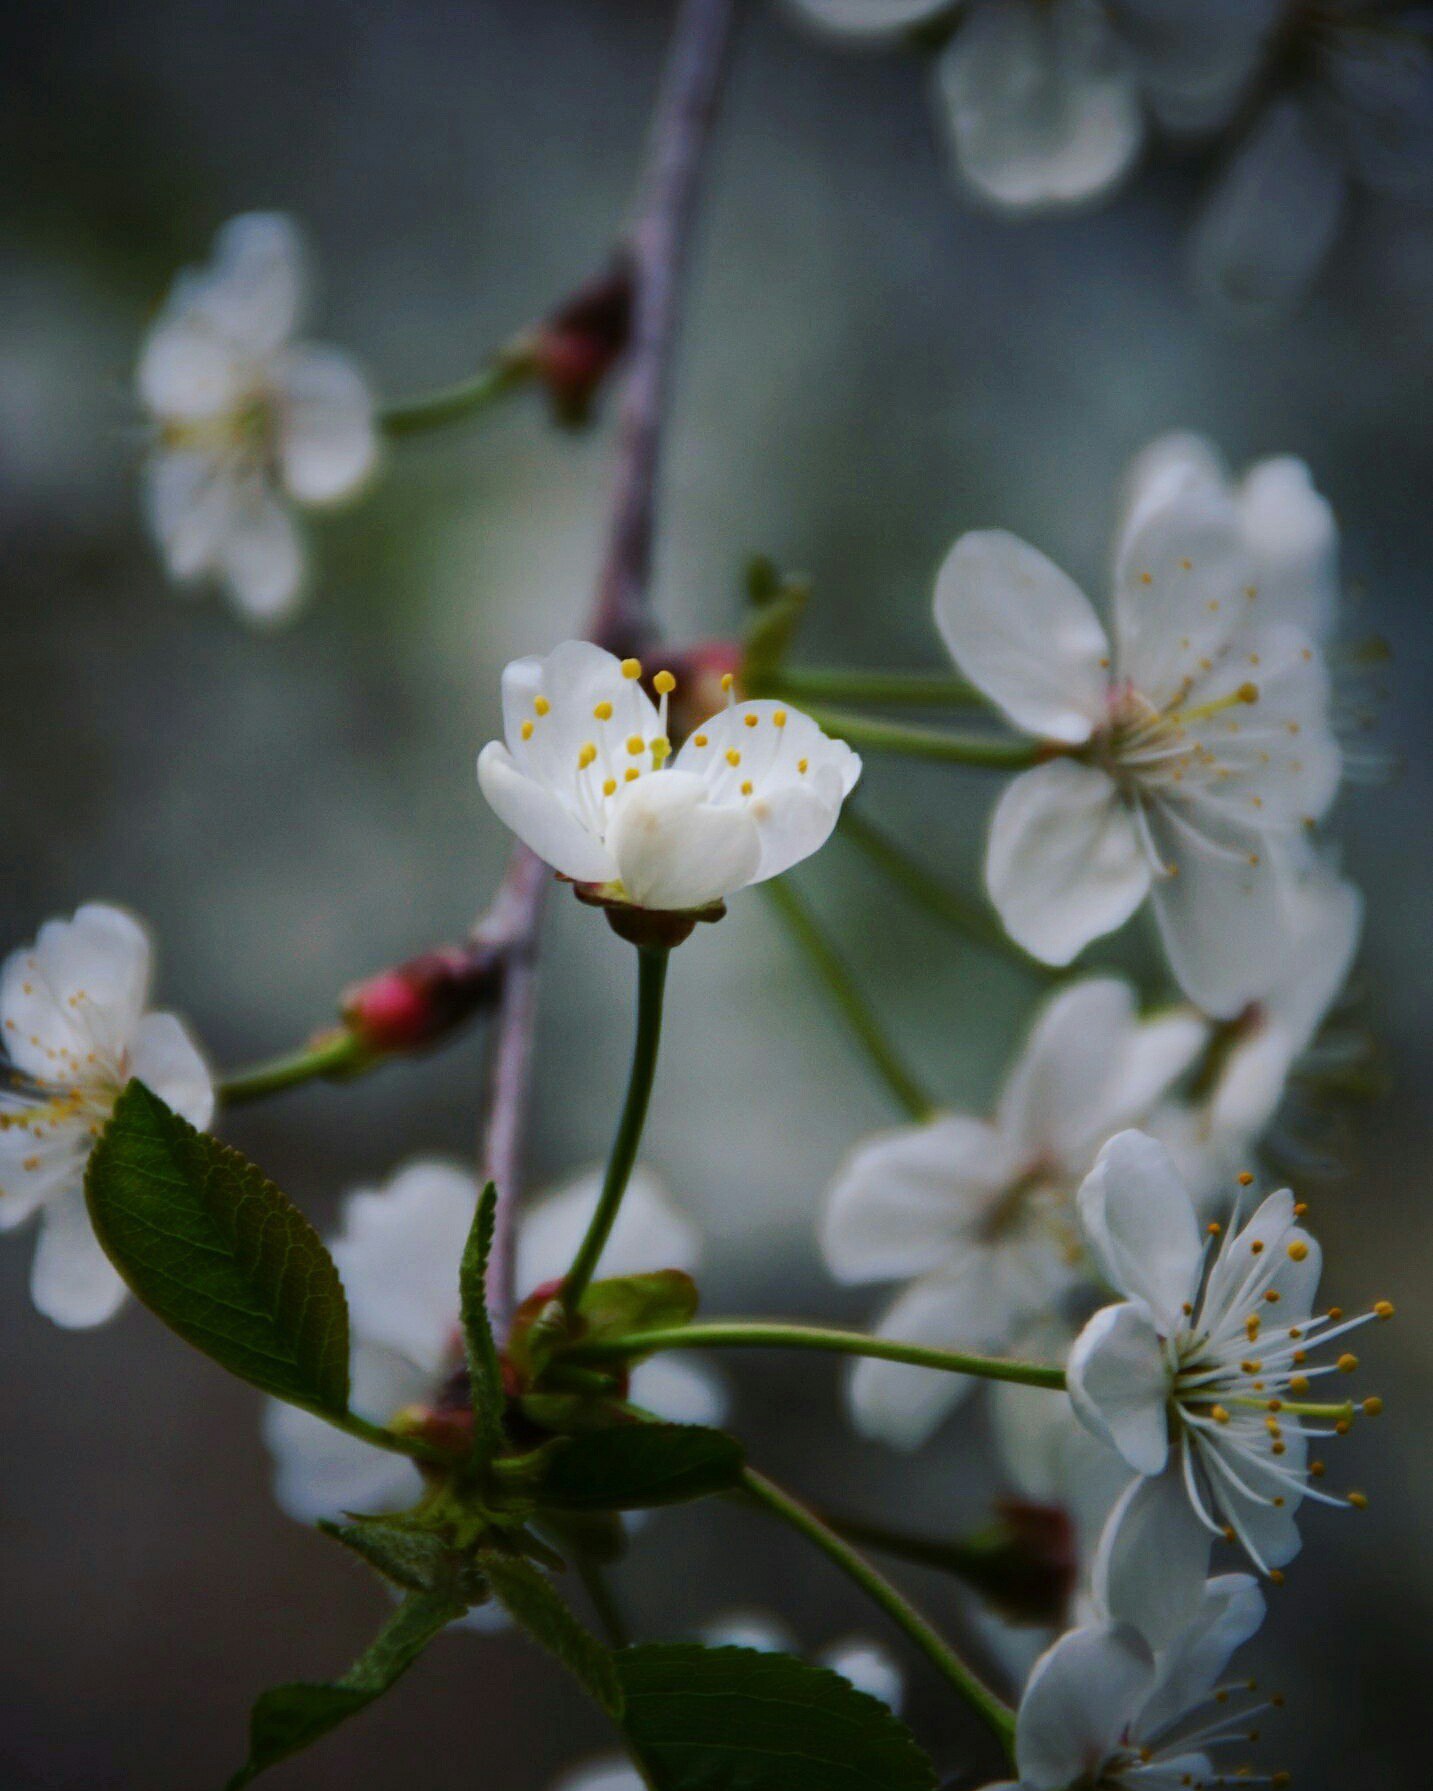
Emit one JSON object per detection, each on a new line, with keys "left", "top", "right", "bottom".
{"left": 992, "top": 1371, "right": 1132, "bottom": 1569}
{"left": 1101, "top": 1008, "right": 1211, "bottom": 1143}
{"left": 1115, "top": 431, "right": 1229, "bottom": 563}
{"left": 1114, "top": 0, "right": 1278, "bottom": 134}
{"left": 1192, "top": 99, "right": 1348, "bottom": 324}
{"left": 1236, "top": 455, "right": 1339, "bottom": 641}
{"left": 1, "top": 902, "right": 152, "bottom": 1079}
{"left": 30, "top": 1187, "right": 127, "bottom": 1328}
{"left": 1067, "top": 1301, "right": 1171, "bottom": 1475}
{"left": 1014, "top": 1621, "right": 1154, "bottom": 1790}
{"left": 933, "top": 531, "right": 1108, "bottom": 743}
{"left": 820, "top": 1115, "right": 1020, "bottom": 1285}
{"left": 935, "top": 0, "right": 1144, "bottom": 213}
{"left": 818, "top": 1638, "right": 904, "bottom": 1711}
{"left": 1202, "top": 1187, "right": 1321, "bottom": 1329}
{"left": 142, "top": 450, "right": 237, "bottom": 583}
{"left": 331, "top": 1160, "right": 475, "bottom": 1376}
{"left": 997, "top": 978, "right": 1140, "bottom": 1166}
{"left": 781, "top": 0, "right": 951, "bottom": 39}
{"left": 986, "top": 760, "right": 1150, "bottom": 965}
{"left": 1076, "top": 1129, "right": 1204, "bottom": 1324}
{"left": 1136, "top": 1573, "right": 1265, "bottom": 1740}
{"left": 502, "top": 642, "right": 659, "bottom": 780}
{"left": 1092, "top": 1466, "right": 1212, "bottom": 1651}
{"left": 701, "top": 1611, "right": 796, "bottom": 1653}
{"left": 274, "top": 344, "right": 379, "bottom": 505}
{"left": 136, "top": 316, "right": 245, "bottom": 422}
{"left": 193, "top": 212, "right": 308, "bottom": 360}
{"left": 516, "top": 1165, "right": 699, "bottom": 1290}
{"left": 628, "top": 1354, "right": 728, "bottom": 1428}
{"left": 217, "top": 480, "right": 307, "bottom": 624}
{"left": 549, "top": 1760, "right": 646, "bottom": 1791}
{"left": 0, "top": 1119, "right": 81, "bottom": 1231}
{"left": 607, "top": 770, "right": 763, "bottom": 909}
{"left": 1111, "top": 474, "right": 1254, "bottom": 708}
{"left": 477, "top": 741, "right": 617, "bottom": 885}
{"left": 130, "top": 1011, "right": 214, "bottom": 1129}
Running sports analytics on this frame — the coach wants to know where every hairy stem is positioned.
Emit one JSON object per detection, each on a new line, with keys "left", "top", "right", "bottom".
{"left": 740, "top": 1467, "right": 1016, "bottom": 1753}
{"left": 558, "top": 946, "right": 671, "bottom": 1316}
{"left": 761, "top": 878, "right": 937, "bottom": 1122}
{"left": 568, "top": 1319, "right": 1067, "bottom": 1390}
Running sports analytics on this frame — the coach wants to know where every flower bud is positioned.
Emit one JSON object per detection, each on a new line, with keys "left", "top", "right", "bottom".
{"left": 953, "top": 1499, "right": 1077, "bottom": 1627}
{"left": 652, "top": 640, "right": 745, "bottom": 744}
{"left": 341, "top": 942, "right": 505, "bottom": 1054}
{"left": 529, "top": 259, "right": 634, "bottom": 426}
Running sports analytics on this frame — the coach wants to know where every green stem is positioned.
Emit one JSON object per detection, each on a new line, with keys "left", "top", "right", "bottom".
{"left": 573, "top": 1552, "right": 631, "bottom": 1650}
{"left": 218, "top": 1030, "right": 372, "bottom": 1106}
{"left": 568, "top": 1319, "right": 1067, "bottom": 1391}
{"left": 839, "top": 808, "right": 1054, "bottom": 977}
{"left": 330, "top": 1408, "right": 457, "bottom": 1469}
{"left": 804, "top": 705, "right": 1041, "bottom": 770}
{"left": 761, "top": 879, "right": 936, "bottom": 1122}
{"left": 740, "top": 1467, "right": 1016, "bottom": 1754}
{"left": 558, "top": 946, "right": 670, "bottom": 1316}
{"left": 755, "top": 667, "right": 986, "bottom": 709}
{"left": 380, "top": 354, "right": 535, "bottom": 438}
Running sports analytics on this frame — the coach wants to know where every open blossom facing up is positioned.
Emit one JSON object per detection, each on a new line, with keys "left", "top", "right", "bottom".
{"left": 0, "top": 905, "right": 213, "bottom": 1327}
{"left": 138, "top": 212, "right": 378, "bottom": 625}
{"left": 936, "top": 433, "right": 1343, "bottom": 1015}
{"left": 985, "top": 1575, "right": 1269, "bottom": 1791}
{"left": 264, "top": 1157, "right": 724, "bottom": 1530}
{"left": 1066, "top": 1129, "right": 1386, "bottom": 1645}
{"left": 478, "top": 641, "right": 860, "bottom": 912}
{"left": 822, "top": 978, "right": 1207, "bottom": 1447}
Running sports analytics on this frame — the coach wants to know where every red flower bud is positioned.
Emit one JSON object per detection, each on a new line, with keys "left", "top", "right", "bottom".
{"left": 651, "top": 640, "right": 745, "bottom": 744}
{"left": 342, "top": 942, "right": 504, "bottom": 1054}
{"left": 531, "top": 258, "right": 634, "bottom": 426}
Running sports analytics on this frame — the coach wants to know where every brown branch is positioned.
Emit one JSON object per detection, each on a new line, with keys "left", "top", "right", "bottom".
{"left": 478, "top": 0, "right": 738, "bottom": 1319}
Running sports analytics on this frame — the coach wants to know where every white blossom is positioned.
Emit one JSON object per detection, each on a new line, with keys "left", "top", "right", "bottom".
{"left": 138, "top": 213, "right": 378, "bottom": 625}
{"left": 264, "top": 1158, "right": 725, "bottom": 1529}
{"left": 822, "top": 978, "right": 1207, "bottom": 1447}
{"left": 935, "top": 435, "right": 1343, "bottom": 1015}
{"left": 1066, "top": 1129, "right": 1385, "bottom": 1646}
{"left": 1193, "top": 18, "right": 1433, "bottom": 322}
{"left": 0, "top": 904, "right": 212, "bottom": 1328}
{"left": 478, "top": 642, "right": 860, "bottom": 910}
{"left": 984, "top": 1575, "right": 1268, "bottom": 1791}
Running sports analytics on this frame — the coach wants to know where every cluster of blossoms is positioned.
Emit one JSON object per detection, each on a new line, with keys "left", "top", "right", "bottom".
{"left": 785, "top": 0, "right": 1433, "bottom": 317}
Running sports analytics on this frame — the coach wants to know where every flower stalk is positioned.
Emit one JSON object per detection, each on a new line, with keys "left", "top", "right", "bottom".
{"left": 753, "top": 666, "right": 986, "bottom": 709}
{"left": 218, "top": 1028, "right": 372, "bottom": 1106}
{"left": 379, "top": 353, "right": 536, "bottom": 438}
{"left": 798, "top": 704, "right": 1043, "bottom": 769}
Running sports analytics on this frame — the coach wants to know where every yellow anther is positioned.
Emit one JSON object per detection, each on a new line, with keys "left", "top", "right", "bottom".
{"left": 1237, "top": 681, "right": 1259, "bottom": 703}
{"left": 693, "top": 733, "right": 709, "bottom": 747}
{"left": 1267, "top": 1398, "right": 1283, "bottom": 1412}
{"left": 650, "top": 735, "right": 671, "bottom": 766}
{"left": 1246, "top": 1315, "right": 1261, "bottom": 1340}
{"left": 602, "top": 778, "right": 617, "bottom": 797}
{"left": 621, "top": 658, "right": 642, "bottom": 680}
{"left": 1208, "top": 1222, "right": 1223, "bottom": 1236}
{"left": 1337, "top": 1353, "right": 1358, "bottom": 1374}
{"left": 627, "top": 735, "right": 646, "bottom": 755}
{"left": 534, "top": 695, "right": 551, "bottom": 716}
{"left": 1264, "top": 1289, "right": 1281, "bottom": 1303}
{"left": 593, "top": 700, "right": 614, "bottom": 721}
{"left": 1211, "top": 1405, "right": 1231, "bottom": 1425}
{"left": 1241, "top": 1360, "right": 1261, "bottom": 1374}
{"left": 654, "top": 670, "right": 676, "bottom": 695}
{"left": 744, "top": 712, "right": 759, "bottom": 728}
{"left": 720, "top": 672, "right": 735, "bottom": 691}
{"left": 624, "top": 767, "right": 640, "bottom": 783}
{"left": 1362, "top": 1396, "right": 1384, "bottom": 1417}
{"left": 1250, "top": 1239, "right": 1265, "bottom": 1254}
{"left": 577, "top": 743, "right": 598, "bottom": 769}
{"left": 1265, "top": 1416, "right": 1282, "bottom": 1436}
{"left": 1237, "top": 1171, "right": 1254, "bottom": 1186}
{"left": 797, "top": 758, "right": 808, "bottom": 774}
{"left": 725, "top": 749, "right": 741, "bottom": 767}
{"left": 1347, "top": 1491, "right": 1368, "bottom": 1510}
{"left": 1374, "top": 1300, "right": 1395, "bottom": 1320}
{"left": 1287, "top": 1240, "right": 1309, "bottom": 1262}
{"left": 740, "top": 780, "right": 753, "bottom": 795}
{"left": 1328, "top": 1306, "right": 1344, "bottom": 1321}
{"left": 1291, "top": 1349, "right": 1306, "bottom": 1365}
{"left": 1180, "top": 557, "right": 1192, "bottom": 570}
{"left": 521, "top": 719, "right": 534, "bottom": 741}
{"left": 1222, "top": 1524, "right": 1236, "bottom": 1543}
{"left": 773, "top": 710, "right": 788, "bottom": 727}
{"left": 1289, "top": 1375, "right": 1310, "bottom": 1395}
{"left": 1293, "top": 1202, "right": 1309, "bottom": 1217}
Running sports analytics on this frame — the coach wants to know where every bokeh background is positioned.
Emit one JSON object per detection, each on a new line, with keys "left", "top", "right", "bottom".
{"left": 2, "top": 1, "right": 1429, "bottom": 1786}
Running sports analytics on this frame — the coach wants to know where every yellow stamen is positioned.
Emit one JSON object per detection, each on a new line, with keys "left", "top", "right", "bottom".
{"left": 520, "top": 720, "right": 534, "bottom": 740}
{"left": 593, "top": 700, "right": 614, "bottom": 721}
{"left": 534, "top": 695, "right": 551, "bottom": 716}
{"left": 621, "top": 658, "right": 642, "bottom": 680}
{"left": 653, "top": 670, "right": 676, "bottom": 695}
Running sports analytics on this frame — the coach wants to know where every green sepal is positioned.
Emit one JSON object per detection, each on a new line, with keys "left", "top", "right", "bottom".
{"left": 578, "top": 1269, "right": 699, "bottom": 1347}
{"left": 85, "top": 1080, "right": 349, "bottom": 1413}
{"left": 457, "top": 1179, "right": 508, "bottom": 1463}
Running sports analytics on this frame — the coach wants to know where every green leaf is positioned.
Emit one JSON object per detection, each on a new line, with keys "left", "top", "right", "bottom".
{"left": 85, "top": 1081, "right": 349, "bottom": 1412}
{"left": 618, "top": 1644, "right": 937, "bottom": 1791}
{"left": 482, "top": 1552, "right": 623, "bottom": 1717}
{"left": 318, "top": 1519, "right": 458, "bottom": 1593}
{"left": 538, "top": 1423, "right": 743, "bottom": 1510}
{"left": 227, "top": 1587, "right": 465, "bottom": 1788}
{"left": 458, "top": 1179, "right": 507, "bottom": 1462}
{"left": 578, "top": 1269, "right": 699, "bottom": 1346}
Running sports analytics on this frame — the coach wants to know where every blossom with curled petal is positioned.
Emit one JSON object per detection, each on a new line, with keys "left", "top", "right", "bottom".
{"left": 982, "top": 1575, "right": 1269, "bottom": 1791}
{"left": 0, "top": 904, "right": 212, "bottom": 1327}
{"left": 1066, "top": 1129, "right": 1386, "bottom": 1647}
{"left": 822, "top": 978, "right": 1207, "bottom": 1448}
{"left": 263, "top": 1158, "right": 725, "bottom": 1537}
{"left": 478, "top": 642, "right": 859, "bottom": 913}
{"left": 137, "top": 213, "right": 378, "bottom": 624}
{"left": 935, "top": 434, "right": 1343, "bottom": 1014}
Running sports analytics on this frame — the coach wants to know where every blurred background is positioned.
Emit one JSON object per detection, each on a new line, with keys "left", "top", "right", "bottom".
{"left": 2, "top": 1, "right": 1429, "bottom": 1785}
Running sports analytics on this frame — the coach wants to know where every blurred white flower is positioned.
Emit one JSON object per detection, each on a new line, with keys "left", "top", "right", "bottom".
{"left": 1067, "top": 1129, "right": 1381, "bottom": 1645}
{"left": 935, "top": 437, "right": 1343, "bottom": 1014}
{"left": 1193, "top": 16, "right": 1433, "bottom": 322}
{"left": 264, "top": 1157, "right": 725, "bottom": 1530}
{"left": 0, "top": 903, "right": 212, "bottom": 1328}
{"left": 984, "top": 1575, "right": 1267, "bottom": 1791}
{"left": 137, "top": 212, "right": 379, "bottom": 625}
{"left": 821, "top": 978, "right": 1207, "bottom": 1447}
{"left": 478, "top": 642, "right": 860, "bottom": 911}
